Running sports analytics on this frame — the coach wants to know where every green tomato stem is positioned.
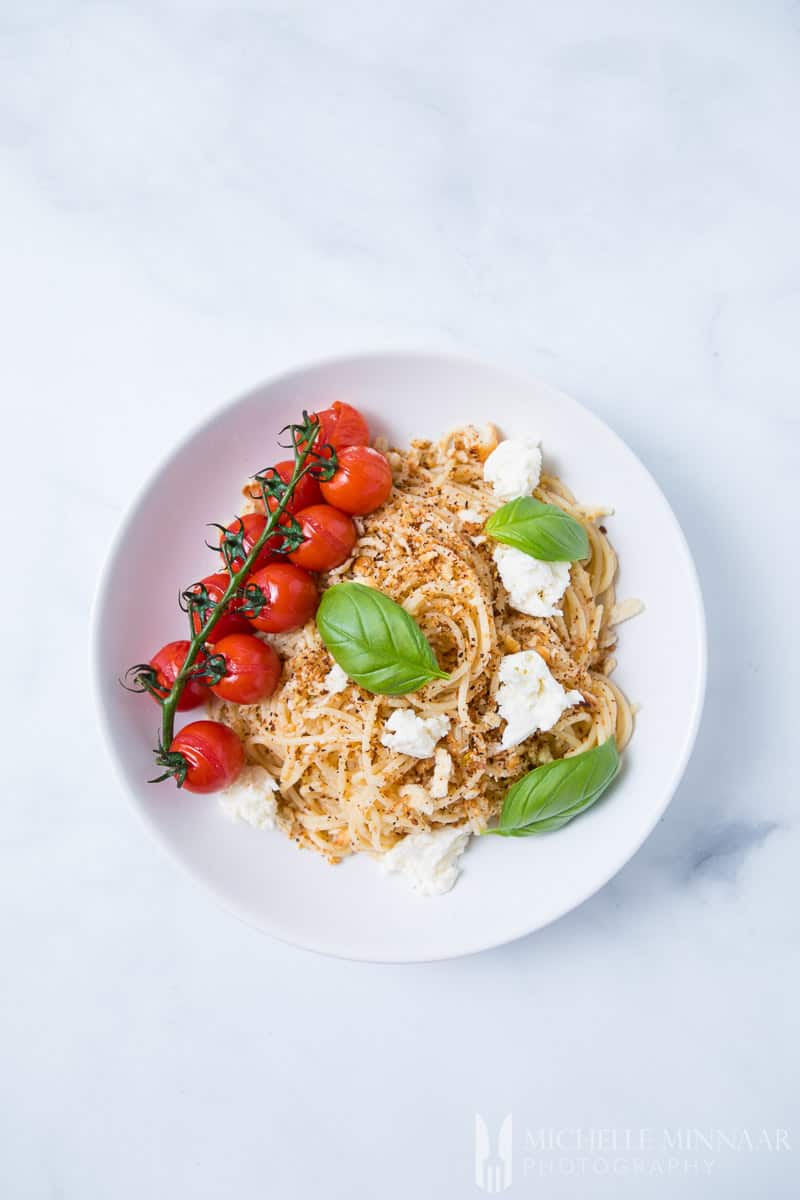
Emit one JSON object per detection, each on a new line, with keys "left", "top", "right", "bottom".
{"left": 157, "top": 423, "right": 329, "bottom": 754}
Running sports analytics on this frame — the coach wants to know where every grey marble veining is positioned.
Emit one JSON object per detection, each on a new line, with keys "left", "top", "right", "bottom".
{"left": 687, "top": 821, "right": 780, "bottom": 885}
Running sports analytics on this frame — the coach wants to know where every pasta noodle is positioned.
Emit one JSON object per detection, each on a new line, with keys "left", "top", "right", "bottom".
{"left": 208, "top": 424, "right": 635, "bottom": 862}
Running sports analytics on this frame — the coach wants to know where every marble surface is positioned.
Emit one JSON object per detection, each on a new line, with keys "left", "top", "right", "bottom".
{"left": 2, "top": 1, "right": 799, "bottom": 1196}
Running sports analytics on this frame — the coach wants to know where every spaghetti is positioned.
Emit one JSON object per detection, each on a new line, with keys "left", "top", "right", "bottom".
{"left": 208, "top": 424, "right": 635, "bottom": 862}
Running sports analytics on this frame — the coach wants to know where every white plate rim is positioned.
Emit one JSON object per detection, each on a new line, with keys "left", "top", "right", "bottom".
{"left": 90, "top": 350, "right": 707, "bottom": 962}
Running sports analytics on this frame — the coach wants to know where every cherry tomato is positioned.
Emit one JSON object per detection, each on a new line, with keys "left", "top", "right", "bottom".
{"left": 219, "top": 512, "right": 285, "bottom": 574}
{"left": 246, "top": 460, "right": 322, "bottom": 515}
{"left": 168, "top": 720, "right": 244, "bottom": 793}
{"left": 301, "top": 402, "right": 370, "bottom": 456}
{"left": 210, "top": 633, "right": 282, "bottom": 704}
{"left": 289, "top": 504, "right": 357, "bottom": 572}
{"left": 148, "top": 641, "right": 209, "bottom": 710}
{"left": 319, "top": 445, "right": 393, "bottom": 515}
{"left": 273, "top": 459, "right": 323, "bottom": 511}
{"left": 247, "top": 561, "right": 319, "bottom": 633}
{"left": 187, "top": 573, "right": 252, "bottom": 643}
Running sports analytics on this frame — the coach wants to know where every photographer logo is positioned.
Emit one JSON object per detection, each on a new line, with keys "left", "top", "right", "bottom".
{"left": 475, "top": 1113, "right": 513, "bottom": 1192}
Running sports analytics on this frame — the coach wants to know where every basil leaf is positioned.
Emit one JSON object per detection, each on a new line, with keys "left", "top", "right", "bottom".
{"left": 485, "top": 496, "right": 589, "bottom": 562}
{"left": 316, "top": 582, "right": 449, "bottom": 695}
{"left": 490, "top": 738, "right": 619, "bottom": 836}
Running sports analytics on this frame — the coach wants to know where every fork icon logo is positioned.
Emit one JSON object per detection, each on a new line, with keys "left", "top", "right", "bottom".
{"left": 474, "top": 1113, "right": 513, "bottom": 1192}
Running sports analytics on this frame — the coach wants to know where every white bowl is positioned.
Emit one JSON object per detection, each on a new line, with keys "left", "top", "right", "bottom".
{"left": 91, "top": 353, "right": 706, "bottom": 961}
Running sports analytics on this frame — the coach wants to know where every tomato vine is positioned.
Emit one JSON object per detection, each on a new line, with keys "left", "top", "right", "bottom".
{"left": 123, "top": 411, "right": 337, "bottom": 785}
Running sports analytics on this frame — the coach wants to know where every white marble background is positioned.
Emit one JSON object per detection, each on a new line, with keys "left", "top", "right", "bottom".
{"left": 2, "top": 1, "right": 799, "bottom": 1196}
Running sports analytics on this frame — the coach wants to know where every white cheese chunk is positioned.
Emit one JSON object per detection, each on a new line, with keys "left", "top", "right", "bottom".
{"left": 497, "top": 650, "right": 583, "bottom": 749}
{"left": 493, "top": 543, "right": 572, "bottom": 618}
{"left": 379, "top": 826, "right": 471, "bottom": 895}
{"left": 483, "top": 437, "right": 542, "bottom": 501}
{"left": 380, "top": 710, "right": 450, "bottom": 758}
{"left": 323, "top": 661, "right": 349, "bottom": 694}
{"left": 219, "top": 765, "right": 279, "bottom": 829}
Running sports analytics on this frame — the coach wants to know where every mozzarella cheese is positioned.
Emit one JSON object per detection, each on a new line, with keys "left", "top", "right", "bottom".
{"left": 493, "top": 542, "right": 572, "bottom": 618}
{"left": 379, "top": 826, "right": 471, "bottom": 895}
{"left": 380, "top": 710, "right": 450, "bottom": 758}
{"left": 219, "top": 765, "right": 279, "bottom": 829}
{"left": 323, "top": 661, "right": 349, "bottom": 694}
{"left": 483, "top": 436, "right": 542, "bottom": 501}
{"left": 497, "top": 650, "right": 583, "bottom": 749}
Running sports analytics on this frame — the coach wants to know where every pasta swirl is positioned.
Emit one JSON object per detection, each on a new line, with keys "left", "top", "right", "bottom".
{"left": 208, "top": 425, "right": 635, "bottom": 862}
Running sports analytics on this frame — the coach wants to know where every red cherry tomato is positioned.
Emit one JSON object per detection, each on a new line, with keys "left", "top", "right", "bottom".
{"left": 247, "top": 561, "right": 319, "bottom": 633}
{"left": 273, "top": 459, "right": 323, "bottom": 512}
{"left": 168, "top": 720, "right": 244, "bottom": 793}
{"left": 302, "top": 402, "right": 369, "bottom": 456}
{"left": 246, "top": 460, "right": 323, "bottom": 515}
{"left": 289, "top": 504, "right": 357, "bottom": 572}
{"left": 187, "top": 573, "right": 252, "bottom": 643}
{"left": 319, "top": 445, "right": 393, "bottom": 515}
{"left": 210, "top": 634, "right": 282, "bottom": 704}
{"left": 148, "top": 641, "right": 209, "bottom": 710}
{"left": 219, "top": 513, "right": 285, "bottom": 574}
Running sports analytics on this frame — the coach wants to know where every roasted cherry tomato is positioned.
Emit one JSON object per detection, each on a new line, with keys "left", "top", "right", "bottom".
{"left": 246, "top": 459, "right": 323, "bottom": 515}
{"left": 301, "top": 402, "right": 369, "bottom": 456}
{"left": 318, "top": 401, "right": 369, "bottom": 451}
{"left": 148, "top": 641, "right": 209, "bottom": 710}
{"left": 273, "top": 459, "right": 323, "bottom": 511}
{"left": 187, "top": 573, "right": 252, "bottom": 643}
{"left": 168, "top": 720, "right": 244, "bottom": 793}
{"left": 219, "top": 512, "right": 284, "bottom": 574}
{"left": 319, "top": 445, "right": 393, "bottom": 515}
{"left": 210, "top": 633, "right": 282, "bottom": 704}
{"left": 288, "top": 504, "right": 357, "bottom": 572}
{"left": 247, "top": 561, "right": 319, "bottom": 633}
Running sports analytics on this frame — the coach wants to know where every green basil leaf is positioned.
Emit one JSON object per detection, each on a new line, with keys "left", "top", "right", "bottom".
{"left": 485, "top": 496, "right": 589, "bottom": 562}
{"left": 489, "top": 738, "right": 619, "bottom": 836}
{"left": 316, "top": 582, "right": 449, "bottom": 695}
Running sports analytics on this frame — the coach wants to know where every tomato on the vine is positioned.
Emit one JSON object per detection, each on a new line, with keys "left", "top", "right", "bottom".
{"left": 247, "top": 562, "right": 319, "bottom": 633}
{"left": 148, "top": 641, "right": 209, "bottom": 710}
{"left": 301, "top": 402, "right": 369, "bottom": 456}
{"left": 167, "top": 720, "right": 244, "bottom": 793}
{"left": 273, "top": 459, "right": 323, "bottom": 512}
{"left": 288, "top": 504, "right": 357, "bottom": 572}
{"left": 246, "top": 460, "right": 323, "bottom": 515}
{"left": 319, "top": 445, "right": 393, "bottom": 515}
{"left": 210, "top": 634, "right": 282, "bottom": 704}
{"left": 187, "top": 573, "right": 252, "bottom": 643}
{"left": 219, "top": 512, "right": 284, "bottom": 574}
